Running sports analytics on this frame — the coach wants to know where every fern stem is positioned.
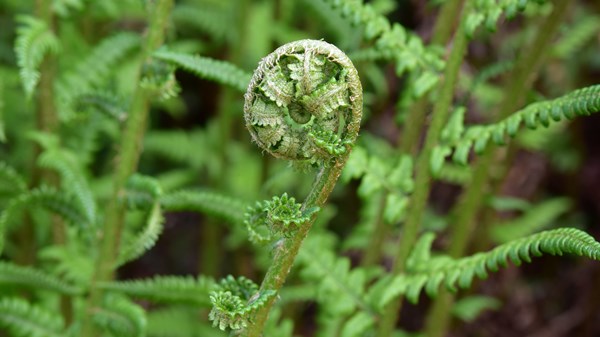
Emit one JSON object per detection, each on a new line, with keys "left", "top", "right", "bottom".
{"left": 81, "top": 1, "right": 174, "bottom": 336}
{"left": 360, "top": 0, "right": 465, "bottom": 268}
{"left": 423, "top": 1, "right": 573, "bottom": 336}
{"left": 376, "top": 3, "right": 471, "bottom": 335}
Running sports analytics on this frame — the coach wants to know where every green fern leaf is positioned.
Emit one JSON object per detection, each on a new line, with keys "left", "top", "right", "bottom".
{"left": 0, "top": 297, "right": 65, "bottom": 337}
{"left": 375, "top": 228, "right": 600, "bottom": 308}
{"left": 0, "top": 162, "right": 27, "bottom": 200}
{"left": 117, "top": 202, "right": 164, "bottom": 266}
{"left": 74, "top": 90, "right": 127, "bottom": 121}
{"left": 172, "top": 3, "right": 237, "bottom": 43}
{"left": 14, "top": 15, "right": 59, "bottom": 98}
{"left": 99, "top": 275, "right": 216, "bottom": 306}
{"left": 0, "top": 261, "right": 81, "bottom": 295}
{"left": 432, "top": 84, "right": 600, "bottom": 173}
{"left": 153, "top": 49, "right": 251, "bottom": 92}
{"left": 124, "top": 174, "right": 163, "bottom": 210}
{"left": 147, "top": 307, "right": 228, "bottom": 337}
{"left": 553, "top": 15, "right": 600, "bottom": 58}
{"left": 92, "top": 295, "right": 146, "bottom": 337}
{"left": 0, "top": 186, "right": 88, "bottom": 254}
{"left": 55, "top": 32, "right": 140, "bottom": 119}
{"left": 161, "top": 189, "right": 247, "bottom": 225}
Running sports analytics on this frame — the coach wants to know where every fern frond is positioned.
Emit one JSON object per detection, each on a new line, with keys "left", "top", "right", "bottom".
{"left": 14, "top": 15, "right": 59, "bottom": 98}
{"left": 0, "top": 297, "right": 65, "bottom": 337}
{"left": 99, "top": 275, "right": 216, "bottom": 306}
{"left": 322, "top": 0, "right": 443, "bottom": 92}
{"left": 172, "top": 3, "right": 237, "bottom": 43}
{"left": 124, "top": 174, "right": 163, "bottom": 210}
{"left": 209, "top": 289, "right": 276, "bottom": 331}
{"left": 0, "top": 162, "right": 27, "bottom": 200}
{"left": 74, "top": 90, "right": 127, "bottom": 121}
{"left": 39, "top": 242, "right": 94, "bottom": 285}
{"left": 431, "top": 84, "right": 600, "bottom": 172}
{"left": 465, "top": 0, "right": 546, "bottom": 37}
{"left": 161, "top": 189, "right": 247, "bottom": 225}
{"left": 374, "top": 228, "right": 600, "bottom": 308}
{"left": 55, "top": 32, "right": 140, "bottom": 119}
{"left": 143, "top": 129, "right": 211, "bottom": 168}
{"left": 147, "top": 307, "right": 228, "bottom": 337}
{"left": 553, "top": 15, "right": 600, "bottom": 58}
{"left": 0, "top": 261, "right": 81, "bottom": 295}
{"left": 92, "top": 295, "right": 146, "bottom": 337}
{"left": 38, "top": 147, "right": 97, "bottom": 225}
{"left": 153, "top": 49, "right": 251, "bottom": 92}
{"left": 117, "top": 202, "right": 164, "bottom": 266}
{"left": 0, "top": 186, "right": 87, "bottom": 254}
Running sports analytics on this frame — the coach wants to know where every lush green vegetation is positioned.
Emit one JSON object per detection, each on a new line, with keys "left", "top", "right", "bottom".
{"left": 0, "top": 0, "right": 599, "bottom": 336}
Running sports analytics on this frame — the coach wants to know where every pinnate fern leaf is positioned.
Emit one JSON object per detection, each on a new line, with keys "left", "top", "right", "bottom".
{"left": 374, "top": 228, "right": 600, "bottom": 308}
{"left": 117, "top": 202, "right": 164, "bottom": 266}
{"left": 431, "top": 84, "right": 600, "bottom": 173}
{"left": 0, "top": 162, "right": 27, "bottom": 200}
{"left": 153, "top": 49, "right": 251, "bottom": 92}
{"left": 161, "top": 189, "right": 247, "bottom": 225}
{"left": 0, "top": 186, "right": 87, "bottom": 254}
{"left": 0, "top": 261, "right": 81, "bottom": 295}
{"left": 14, "top": 15, "right": 59, "bottom": 98}
{"left": 0, "top": 297, "right": 65, "bottom": 337}
{"left": 92, "top": 295, "right": 146, "bottom": 337}
{"left": 99, "top": 275, "right": 217, "bottom": 306}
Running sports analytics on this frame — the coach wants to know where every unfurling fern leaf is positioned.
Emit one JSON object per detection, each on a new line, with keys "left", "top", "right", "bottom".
{"left": 0, "top": 261, "right": 81, "bottom": 295}
{"left": 153, "top": 49, "right": 251, "bottom": 92}
{"left": 124, "top": 174, "right": 163, "bottom": 210}
{"left": 0, "top": 297, "right": 65, "bottom": 337}
{"left": 92, "top": 295, "right": 147, "bottom": 337}
{"left": 161, "top": 189, "right": 248, "bottom": 225}
{"left": 14, "top": 15, "right": 59, "bottom": 98}
{"left": 99, "top": 275, "right": 216, "bottom": 306}
{"left": 117, "top": 202, "right": 164, "bottom": 266}
{"left": 373, "top": 228, "right": 600, "bottom": 308}
{"left": 0, "top": 186, "right": 88, "bottom": 254}
{"left": 431, "top": 84, "right": 600, "bottom": 173}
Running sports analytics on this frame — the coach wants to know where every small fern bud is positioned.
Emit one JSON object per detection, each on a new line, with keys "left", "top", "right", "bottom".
{"left": 244, "top": 39, "right": 362, "bottom": 164}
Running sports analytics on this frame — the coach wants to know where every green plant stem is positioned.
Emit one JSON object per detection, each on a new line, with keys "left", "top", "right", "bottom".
{"left": 81, "top": 1, "right": 173, "bottom": 336}
{"left": 376, "top": 4, "right": 471, "bottom": 335}
{"left": 241, "top": 163, "right": 344, "bottom": 337}
{"left": 360, "top": 0, "right": 465, "bottom": 268}
{"left": 423, "top": 1, "right": 572, "bottom": 336}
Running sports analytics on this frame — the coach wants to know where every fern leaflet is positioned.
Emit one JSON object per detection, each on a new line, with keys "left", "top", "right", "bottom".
{"left": 153, "top": 49, "right": 251, "bottom": 92}
{"left": 161, "top": 189, "right": 247, "bottom": 226}
{"left": 0, "top": 297, "right": 65, "bottom": 337}
{"left": 373, "top": 228, "right": 600, "bottom": 308}
{"left": 92, "top": 295, "right": 147, "bottom": 337}
{"left": 99, "top": 275, "right": 216, "bottom": 306}
{"left": 117, "top": 202, "right": 164, "bottom": 266}
{"left": 0, "top": 261, "right": 81, "bottom": 295}
{"left": 14, "top": 15, "right": 59, "bottom": 98}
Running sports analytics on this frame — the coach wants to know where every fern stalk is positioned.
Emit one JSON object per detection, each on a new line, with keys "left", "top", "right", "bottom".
{"left": 376, "top": 2, "right": 472, "bottom": 335}
{"left": 423, "top": 1, "right": 574, "bottom": 336}
{"left": 361, "top": 0, "right": 466, "bottom": 268}
{"left": 81, "top": 1, "right": 174, "bottom": 336}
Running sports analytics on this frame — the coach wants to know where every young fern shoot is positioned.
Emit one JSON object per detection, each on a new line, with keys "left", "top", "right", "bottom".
{"left": 209, "top": 39, "right": 363, "bottom": 336}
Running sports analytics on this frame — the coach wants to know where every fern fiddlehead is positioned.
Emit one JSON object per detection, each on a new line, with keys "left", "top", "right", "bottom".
{"left": 227, "top": 40, "right": 362, "bottom": 337}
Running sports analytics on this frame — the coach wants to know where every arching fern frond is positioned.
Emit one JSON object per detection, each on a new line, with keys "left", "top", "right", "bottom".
{"left": 373, "top": 228, "right": 600, "bottom": 308}
{"left": 0, "top": 186, "right": 87, "bottom": 254}
{"left": 153, "top": 49, "right": 251, "bottom": 92}
{"left": 117, "top": 202, "right": 163, "bottom": 266}
{"left": 55, "top": 32, "right": 140, "bottom": 119}
{"left": 172, "top": 3, "right": 237, "bottom": 44}
{"left": 0, "top": 297, "right": 65, "bottom": 337}
{"left": 92, "top": 295, "right": 146, "bottom": 337}
{"left": 431, "top": 84, "right": 600, "bottom": 173}
{"left": 161, "top": 189, "right": 247, "bottom": 226}
{"left": 0, "top": 261, "right": 81, "bottom": 295}
{"left": 99, "top": 275, "right": 216, "bottom": 306}
{"left": 14, "top": 15, "right": 59, "bottom": 98}
{"left": 124, "top": 174, "right": 163, "bottom": 210}
{"left": 0, "top": 162, "right": 27, "bottom": 200}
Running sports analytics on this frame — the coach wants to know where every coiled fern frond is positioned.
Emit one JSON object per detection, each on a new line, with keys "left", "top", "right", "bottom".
{"left": 14, "top": 15, "right": 59, "bottom": 98}
{"left": 0, "top": 261, "right": 81, "bottom": 295}
{"left": 99, "top": 275, "right": 216, "bottom": 306}
{"left": 431, "top": 84, "right": 600, "bottom": 173}
{"left": 117, "top": 202, "right": 164, "bottom": 266}
{"left": 0, "top": 297, "right": 65, "bottom": 337}
{"left": 209, "top": 276, "right": 276, "bottom": 331}
{"left": 373, "top": 228, "right": 600, "bottom": 308}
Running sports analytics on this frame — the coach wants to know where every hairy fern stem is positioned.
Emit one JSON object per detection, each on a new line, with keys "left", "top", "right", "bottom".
{"left": 376, "top": 2, "right": 471, "bottom": 335}
{"left": 81, "top": 1, "right": 174, "bottom": 336}
{"left": 424, "top": 1, "right": 574, "bottom": 336}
